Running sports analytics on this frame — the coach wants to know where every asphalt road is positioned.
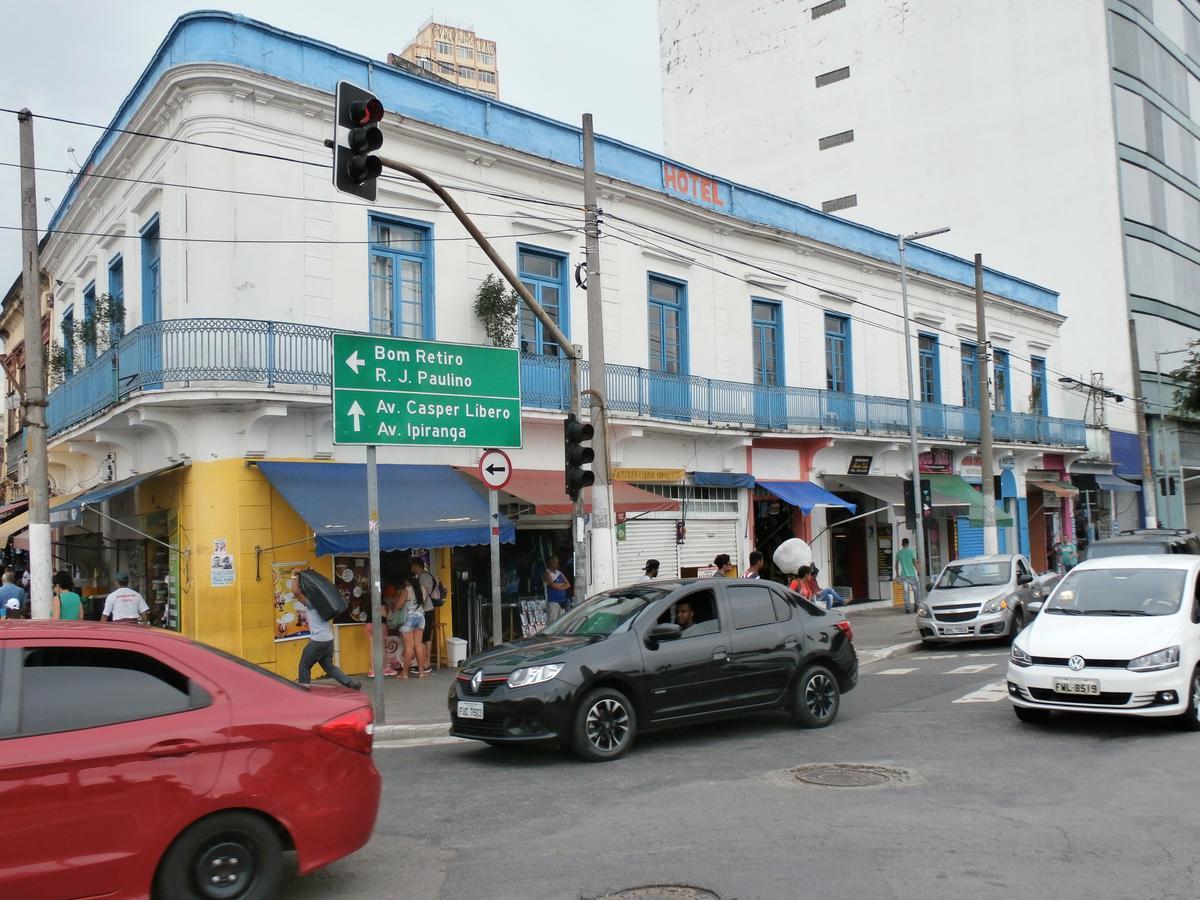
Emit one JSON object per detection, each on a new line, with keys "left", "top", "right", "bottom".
{"left": 286, "top": 640, "right": 1200, "bottom": 900}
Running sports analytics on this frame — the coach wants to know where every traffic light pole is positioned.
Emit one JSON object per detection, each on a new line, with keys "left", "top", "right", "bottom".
{"left": 974, "top": 254, "right": 999, "bottom": 554}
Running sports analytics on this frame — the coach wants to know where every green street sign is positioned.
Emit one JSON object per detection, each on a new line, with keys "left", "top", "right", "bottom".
{"left": 331, "top": 332, "right": 522, "bottom": 447}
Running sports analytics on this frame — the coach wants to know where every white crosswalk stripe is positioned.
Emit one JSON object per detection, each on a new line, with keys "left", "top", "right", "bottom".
{"left": 876, "top": 667, "right": 919, "bottom": 676}
{"left": 945, "top": 663, "right": 997, "bottom": 675}
{"left": 912, "top": 654, "right": 959, "bottom": 661}
{"left": 953, "top": 680, "right": 1009, "bottom": 703}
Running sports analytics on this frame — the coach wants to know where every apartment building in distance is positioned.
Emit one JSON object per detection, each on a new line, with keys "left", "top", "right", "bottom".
{"left": 393, "top": 19, "right": 499, "bottom": 99}
{"left": 659, "top": 0, "right": 1200, "bottom": 533}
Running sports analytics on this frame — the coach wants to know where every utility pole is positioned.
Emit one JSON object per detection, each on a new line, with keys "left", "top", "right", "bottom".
{"left": 581, "top": 114, "right": 616, "bottom": 594}
{"left": 17, "top": 109, "right": 51, "bottom": 618}
{"left": 1128, "top": 318, "right": 1159, "bottom": 528}
{"left": 974, "top": 255, "right": 998, "bottom": 554}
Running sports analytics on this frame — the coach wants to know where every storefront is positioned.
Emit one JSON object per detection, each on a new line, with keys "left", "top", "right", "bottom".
{"left": 753, "top": 479, "right": 858, "bottom": 593}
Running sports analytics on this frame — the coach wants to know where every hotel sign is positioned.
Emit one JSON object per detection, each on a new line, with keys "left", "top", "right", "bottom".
{"left": 661, "top": 163, "right": 728, "bottom": 210}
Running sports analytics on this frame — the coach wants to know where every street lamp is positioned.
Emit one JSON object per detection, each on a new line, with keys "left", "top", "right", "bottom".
{"left": 899, "top": 227, "right": 950, "bottom": 602}
{"left": 1155, "top": 346, "right": 1190, "bottom": 528}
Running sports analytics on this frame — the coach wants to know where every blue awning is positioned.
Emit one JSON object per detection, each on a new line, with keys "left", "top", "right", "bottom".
{"left": 692, "top": 471, "right": 756, "bottom": 489}
{"left": 1095, "top": 473, "right": 1141, "bottom": 494}
{"left": 51, "top": 463, "right": 184, "bottom": 525}
{"left": 256, "top": 462, "right": 514, "bottom": 556}
{"left": 756, "top": 480, "right": 857, "bottom": 515}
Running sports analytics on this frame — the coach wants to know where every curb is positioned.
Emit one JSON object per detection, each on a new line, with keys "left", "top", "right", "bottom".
{"left": 858, "top": 640, "right": 922, "bottom": 666}
{"left": 374, "top": 722, "right": 450, "bottom": 739}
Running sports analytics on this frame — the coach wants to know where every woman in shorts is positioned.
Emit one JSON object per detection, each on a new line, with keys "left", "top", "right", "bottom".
{"left": 397, "top": 581, "right": 425, "bottom": 679}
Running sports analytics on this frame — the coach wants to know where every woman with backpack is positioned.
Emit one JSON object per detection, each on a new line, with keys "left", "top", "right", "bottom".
{"left": 395, "top": 579, "right": 425, "bottom": 680}
{"left": 411, "top": 556, "right": 445, "bottom": 677}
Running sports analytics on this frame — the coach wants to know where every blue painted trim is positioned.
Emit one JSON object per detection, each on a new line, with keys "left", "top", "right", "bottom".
{"left": 516, "top": 243, "right": 570, "bottom": 353}
{"left": 42, "top": 11, "right": 1059, "bottom": 315}
{"left": 82, "top": 281, "right": 97, "bottom": 364}
{"left": 140, "top": 216, "right": 161, "bottom": 326}
{"left": 106, "top": 254, "right": 125, "bottom": 339}
{"left": 367, "top": 213, "right": 435, "bottom": 340}
{"left": 1030, "top": 355, "right": 1048, "bottom": 416}
{"left": 823, "top": 310, "right": 851, "bottom": 393}
{"left": 61, "top": 305, "right": 75, "bottom": 377}
{"left": 993, "top": 348, "right": 1012, "bottom": 412}
{"left": 751, "top": 297, "right": 784, "bottom": 387}
{"left": 960, "top": 340, "right": 978, "bottom": 408}
{"left": 918, "top": 332, "right": 941, "bottom": 404}
{"left": 647, "top": 272, "right": 690, "bottom": 375}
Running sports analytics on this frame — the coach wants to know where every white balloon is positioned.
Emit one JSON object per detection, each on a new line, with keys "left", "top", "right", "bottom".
{"left": 772, "top": 538, "right": 813, "bottom": 575}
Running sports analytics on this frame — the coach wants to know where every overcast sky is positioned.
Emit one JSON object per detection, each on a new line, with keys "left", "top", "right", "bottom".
{"left": 0, "top": 0, "right": 663, "bottom": 280}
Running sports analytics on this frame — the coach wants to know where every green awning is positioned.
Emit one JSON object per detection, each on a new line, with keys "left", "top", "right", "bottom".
{"left": 925, "top": 474, "right": 1013, "bottom": 526}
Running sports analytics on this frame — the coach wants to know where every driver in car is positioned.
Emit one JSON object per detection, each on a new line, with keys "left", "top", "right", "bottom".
{"left": 674, "top": 600, "right": 696, "bottom": 634}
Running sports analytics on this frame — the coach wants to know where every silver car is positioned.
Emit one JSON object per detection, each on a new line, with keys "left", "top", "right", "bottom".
{"left": 917, "top": 554, "right": 1041, "bottom": 646}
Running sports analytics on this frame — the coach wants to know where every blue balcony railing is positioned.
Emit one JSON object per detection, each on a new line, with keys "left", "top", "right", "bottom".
{"left": 45, "top": 317, "right": 1088, "bottom": 448}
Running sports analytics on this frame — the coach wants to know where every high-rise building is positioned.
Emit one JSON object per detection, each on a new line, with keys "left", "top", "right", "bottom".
{"left": 659, "top": 0, "right": 1199, "bottom": 531}
{"left": 394, "top": 20, "right": 499, "bottom": 99}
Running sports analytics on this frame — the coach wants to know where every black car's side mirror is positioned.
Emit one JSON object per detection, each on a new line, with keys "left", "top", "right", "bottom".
{"left": 1018, "top": 573, "right": 1034, "bottom": 585}
{"left": 647, "top": 623, "right": 682, "bottom": 646}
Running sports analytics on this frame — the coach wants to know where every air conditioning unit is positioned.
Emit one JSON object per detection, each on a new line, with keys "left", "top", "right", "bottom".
{"left": 15, "top": 456, "right": 28, "bottom": 486}
{"left": 5, "top": 394, "right": 20, "bottom": 411}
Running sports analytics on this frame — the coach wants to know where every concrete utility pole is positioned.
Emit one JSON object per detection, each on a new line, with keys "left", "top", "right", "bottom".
{"left": 1128, "top": 318, "right": 1159, "bottom": 528}
{"left": 17, "top": 109, "right": 51, "bottom": 618}
{"left": 581, "top": 114, "right": 616, "bottom": 594}
{"left": 974, "top": 254, "right": 999, "bottom": 554}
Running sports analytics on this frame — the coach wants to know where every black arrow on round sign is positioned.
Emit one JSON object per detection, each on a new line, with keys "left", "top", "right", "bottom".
{"left": 485, "top": 463, "right": 508, "bottom": 475}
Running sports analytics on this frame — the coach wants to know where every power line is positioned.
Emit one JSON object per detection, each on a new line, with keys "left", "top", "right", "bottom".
{"left": 0, "top": 223, "right": 585, "bottom": 245}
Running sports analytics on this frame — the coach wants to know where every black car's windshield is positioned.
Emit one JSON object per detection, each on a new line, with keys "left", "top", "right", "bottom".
{"left": 935, "top": 561, "right": 1010, "bottom": 589}
{"left": 543, "top": 585, "right": 672, "bottom": 637}
{"left": 1085, "top": 541, "right": 1169, "bottom": 560}
{"left": 1045, "top": 568, "right": 1187, "bottom": 617}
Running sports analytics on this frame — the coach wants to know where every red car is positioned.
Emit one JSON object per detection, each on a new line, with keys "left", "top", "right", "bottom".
{"left": 0, "top": 621, "right": 380, "bottom": 899}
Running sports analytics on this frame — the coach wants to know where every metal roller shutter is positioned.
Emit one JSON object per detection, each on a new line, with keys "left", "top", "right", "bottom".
{"left": 616, "top": 520, "right": 679, "bottom": 586}
{"left": 956, "top": 517, "right": 984, "bottom": 558}
{"left": 677, "top": 519, "right": 740, "bottom": 574}
{"left": 1114, "top": 488, "right": 1142, "bottom": 533}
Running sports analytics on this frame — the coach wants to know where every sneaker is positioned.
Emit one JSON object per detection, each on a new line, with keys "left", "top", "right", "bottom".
{"left": 349, "top": 680, "right": 363, "bottom": 690}
{"left": 421, "top": 667, "right": 433, "bottom": 675}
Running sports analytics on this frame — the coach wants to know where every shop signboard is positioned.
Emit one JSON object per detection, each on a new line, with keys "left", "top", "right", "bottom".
{"left": 999, "top": 456, "right": 1016, "bottom": 470}
{"left": 918, "top": 448, "right": 953, "bottom": 474}
{"left": 959, "top": 454, "right": 982, "bottom": 480}
{"left": 331, "top": 332, "right": 521, "bottom": 448}
{"left": 848, "top": 455, "right": 873, "bottom": 475}
{"left": 611, "top": 467, "right": 685, "bottom": 482}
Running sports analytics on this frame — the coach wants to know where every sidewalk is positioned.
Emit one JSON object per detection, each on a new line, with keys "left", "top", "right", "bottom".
{"left": 359, "top": 603, "right": 921, "bottom": 733}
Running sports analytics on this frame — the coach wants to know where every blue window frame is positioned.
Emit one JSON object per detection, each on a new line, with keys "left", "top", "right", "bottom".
{"left": 961, "top": 341, "right": 978, "bottom": 408}
{"left": 993, "top": 348, "right": 1011, "bottom": 412}
{"left": 824, "top": 312, "right": 852, "bottom": 392}
{"left": 82, "top": 281, "right": 97, "bottom": 364}
{"left": 1030, "top": 355, "right": 1048, "bottom": 416}
{"left": 107, "top": 254, "right": 125, "bottom": 341}
{"left": 647, "top": 274, "right": 688, "bottom": 374}
{"left": 918, "top": 333, "right": 940, "bottom": 404}
{"left": 369, "top": 215, "right": 434, "bottom": 339}
{"left": 517, "top": 245, "right": 568, "bottom": 356}
{"left": 753, "top": 299, "right": 783, "bottom": 386}
{"left": 140, "top": 216, "right": 161, "bottom": 326}
{"left": 61, "top": 305, "right": 75, "bottom": 378}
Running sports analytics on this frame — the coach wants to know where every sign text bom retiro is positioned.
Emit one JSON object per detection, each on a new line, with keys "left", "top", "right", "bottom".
{"left": 331, "top": 332, "right": 521, "bottom": 448}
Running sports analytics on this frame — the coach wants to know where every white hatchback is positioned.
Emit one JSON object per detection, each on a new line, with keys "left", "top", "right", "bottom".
{"left": 1007, "top": 555, "right": 1200, "bottom": 729}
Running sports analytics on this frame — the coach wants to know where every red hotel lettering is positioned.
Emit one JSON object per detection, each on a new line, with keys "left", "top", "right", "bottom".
{"left": 662, "top": 163, "right": 724, "bottom": 207}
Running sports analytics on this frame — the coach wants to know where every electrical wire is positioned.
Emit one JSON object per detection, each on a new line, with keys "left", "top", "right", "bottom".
{"left": 0, "top": 223, "right": 586, "bottom": 245}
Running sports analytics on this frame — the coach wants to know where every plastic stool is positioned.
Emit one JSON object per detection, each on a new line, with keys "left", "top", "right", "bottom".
{"left": 432, "top": 621, "right": 448, "bottom": 669}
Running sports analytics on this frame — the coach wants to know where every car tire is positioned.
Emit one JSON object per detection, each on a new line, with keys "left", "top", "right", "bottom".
{"left": 921, "top": 639, "right": 940, "bottom": 649}
{"left": 154, "top": 810, "right": 285, "bottom": 900}
{"left": 1009, "top": 609, "right": 1025, "bottom": 642}
{"left": 791, "top": 664, "right": 841, "bottom": 728}
{"left": 571, "top": 687, "right": 637, "bottom": 762}
{"left": 1177, "top": 667, "right": 1200, "bottom": 733}
{"left": 1012, "top": 704, "right": 1050, "bottom": 724}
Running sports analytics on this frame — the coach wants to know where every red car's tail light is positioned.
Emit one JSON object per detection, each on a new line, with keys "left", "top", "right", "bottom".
{"left": 835, "top": 620, "right": 853, "bottom": 643}
{"left": 318, "top": 706, "right": 374, "bottom": 754}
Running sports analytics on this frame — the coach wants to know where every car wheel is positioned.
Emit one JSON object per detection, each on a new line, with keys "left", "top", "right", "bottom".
{"left": 921, "top": 639, "right": 940, "bottom": 649}
{"left": 791, "top": 664, "right": 840, "bottom": 728}
{"left": 154, "top": 811, "right": 285, "bottom": 900}
{"left": 1177, "top": 667, "right": 1200, "bottom": 732}
{"left": 1012, "top": 704, "right": 1050, "bottom": 724}
{"left": 571, "top": 687, "right": 637, "bottom": 762}
{"left": 1010, "top": 609, "right": 1025, "bottom": 641}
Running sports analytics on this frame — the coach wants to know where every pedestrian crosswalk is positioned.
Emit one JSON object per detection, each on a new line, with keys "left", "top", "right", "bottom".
{"left": 865, "top": 650, "right": 1012, "bottom": 704}
{"left": 953, "top": 680, "right": 1009, "bottom": 703}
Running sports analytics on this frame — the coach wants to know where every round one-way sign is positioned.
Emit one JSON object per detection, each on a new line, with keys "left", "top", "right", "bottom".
{"left": 478, "top": 448, "right": 513, "bottom": 491}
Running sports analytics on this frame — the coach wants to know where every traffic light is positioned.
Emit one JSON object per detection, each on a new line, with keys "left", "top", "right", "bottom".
{"left": 904, "top": 477, "right": 934, "bottom": 523}
{"left": 333, "top": 81, "right": 384, "bottom": 201}
{"left": 564, "top": 413, "right": 595, "bottom": 501}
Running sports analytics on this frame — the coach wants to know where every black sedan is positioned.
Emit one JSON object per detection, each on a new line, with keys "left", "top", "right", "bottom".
{"left": 448, "top": 578, "right": 858, "bottom": 761}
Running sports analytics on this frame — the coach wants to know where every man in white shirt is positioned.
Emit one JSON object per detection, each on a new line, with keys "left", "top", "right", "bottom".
{"left": 292, "top": 570, "right": 361, "bottom": 690}
{"left": 635, "top": 559, "right": 660, "bottom": 583}
{"left": 102, "top": 572, "right": 149, "bottom": 623}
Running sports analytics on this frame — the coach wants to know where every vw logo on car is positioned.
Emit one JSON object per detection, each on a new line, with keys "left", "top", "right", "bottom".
{"left": 1068, "top": 655, "right": 1085, "bottom": 671}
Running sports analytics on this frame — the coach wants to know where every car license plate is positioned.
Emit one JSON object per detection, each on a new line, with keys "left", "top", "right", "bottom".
{"left": 1053, "top": 678, "right": 1100, "bottom": 696}
{"left": 941, "top": 625, "right": 971, "bottom": 635}
{"left": 457, "top": 701, "right": 484, "bottom": 720}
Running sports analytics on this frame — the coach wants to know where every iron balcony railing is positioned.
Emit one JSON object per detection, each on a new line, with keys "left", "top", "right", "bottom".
{"left": 45, "top": 317, "right": 1088, "bottom": 448}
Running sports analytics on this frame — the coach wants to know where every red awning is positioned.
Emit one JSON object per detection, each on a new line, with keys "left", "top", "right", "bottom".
{"left": 458, "top": 468, "right": 679, "bottom": 516}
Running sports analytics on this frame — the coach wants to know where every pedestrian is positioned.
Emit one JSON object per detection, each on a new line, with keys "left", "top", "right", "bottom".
{"left": 52, "top": 571, "right": 85, "bottom": 621}
{"left": 102, "top": 572, "right": 149, "bottom": 624}
{"left": 804, "top": 565, "right": 845, "bottom": 609}
{"left": 410, "top": 557, "right": 436, "bottom": 676}
{"left": 3, "top": 597, "right": 22, "bottom": 619}
{"left": 0, "top": 570, "right": 27, "bottom": 619}
{"left": 789, "top": 565, "right": 815, "bottom": 599}
{"left": 291, "top": 569, "right": 362, "bottom": 690}
{"left": 896, "top": 538, "right": 920, "bottom": 613}
{"left": 543, "top": 555, "right": 571, "bottom": 623}
{"left": 395, "top": 579, "right": 425, "bottom": 680}
{"left": 743, "top": 551, "right": 764, "bottom": 579}
{"left": 636, "top": 559, "right": 660, "bottom": 583}
{"left": 712, "top": 554, "right": 737, "bottom": 577}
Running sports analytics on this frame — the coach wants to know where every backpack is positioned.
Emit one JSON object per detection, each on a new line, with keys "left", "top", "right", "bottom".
{"left": 428, "top": 575, "right": 447, "bottom": 607}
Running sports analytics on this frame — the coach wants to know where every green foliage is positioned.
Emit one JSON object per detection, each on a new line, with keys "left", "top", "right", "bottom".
{"left": 48, "top": 293, "right": 127, "bottom": 388}
{"left": 473, "top": 274, "right": 518, "bottom": 348}
{"left": 1169, "top": 341, "right": 1200, "bottom": 417}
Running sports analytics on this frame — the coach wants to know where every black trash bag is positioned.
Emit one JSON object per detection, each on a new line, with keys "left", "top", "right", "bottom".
{"left": 297, "top": 569, "right": 347, "bottom": 621}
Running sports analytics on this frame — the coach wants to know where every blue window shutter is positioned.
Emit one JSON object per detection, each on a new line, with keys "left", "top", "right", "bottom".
{"left": 956, "top": 517, "right": 984, "bottom": 558}
{"left": 1016, "top": 498, "right": 1030, "bottom": 557}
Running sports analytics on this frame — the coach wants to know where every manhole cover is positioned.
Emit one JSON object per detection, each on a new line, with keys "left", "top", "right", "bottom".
{"left": 591, "top": 887, "right": 720, "bottom": 900}
{"left": 791, "top": 763, "right": 910, "bottom": 787}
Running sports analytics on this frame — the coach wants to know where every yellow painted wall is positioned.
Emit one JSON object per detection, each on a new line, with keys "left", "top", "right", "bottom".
{"left": 143, "top": 459, "right": 456, "bottom": 678}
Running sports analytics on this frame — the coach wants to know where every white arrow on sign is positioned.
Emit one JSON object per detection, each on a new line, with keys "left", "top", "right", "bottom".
{"left": 347, "top": 400, "right": 365, "bottom": 432}
{"left": 345, "top": 350, "right": 365, "bottom": 374}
